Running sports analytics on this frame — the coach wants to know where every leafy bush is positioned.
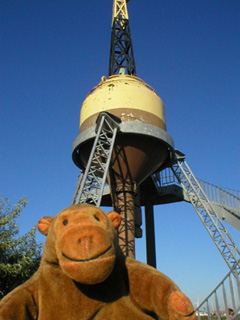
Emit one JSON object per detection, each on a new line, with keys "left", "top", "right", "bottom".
{"left": 0, "top": 196, "right": 43, "bottom": 299}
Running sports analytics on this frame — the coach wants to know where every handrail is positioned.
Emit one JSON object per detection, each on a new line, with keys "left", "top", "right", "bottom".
{"left": 195, "top": 261, "right": 240, "bottom": 320}
{"left": 152, "top": 169, "right": 240, "bottom": 212}
{"left": 198, "top": 179, "right": 240, "bottom": 211}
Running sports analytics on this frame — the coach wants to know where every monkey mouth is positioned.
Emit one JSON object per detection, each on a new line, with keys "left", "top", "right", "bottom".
{"left": 61, "top": 245, "right": 112, "bottom": 262}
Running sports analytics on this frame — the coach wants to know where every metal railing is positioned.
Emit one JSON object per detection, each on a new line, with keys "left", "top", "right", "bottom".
{"left": 195, "top": 261, "right": 240, "bottom": 320}
{"left": 152, "top": 169, "right": 240, "bottom": 213}
{"left": 198, "top": 179, "right": 240, "bottom": 212}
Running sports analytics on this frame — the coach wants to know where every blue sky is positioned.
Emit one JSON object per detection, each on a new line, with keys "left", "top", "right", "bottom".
{"left": 1, "top": 0, "right": 240, "bottom": 306}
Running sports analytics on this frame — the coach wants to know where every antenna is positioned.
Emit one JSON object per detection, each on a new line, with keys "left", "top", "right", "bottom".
{"left": 109, "top": 0, "right": 136, "bottom": 76}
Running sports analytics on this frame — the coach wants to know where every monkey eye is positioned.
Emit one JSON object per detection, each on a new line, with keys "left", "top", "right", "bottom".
{"left": 63, "top": 219, "right": 68, "bottom": 226}
{"left": 94, "top": 215, "right": 100, "bottom": 222}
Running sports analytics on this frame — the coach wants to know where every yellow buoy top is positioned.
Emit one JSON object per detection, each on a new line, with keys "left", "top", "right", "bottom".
{"left": 79, "top": 75, "right": 167, "bottom": 133}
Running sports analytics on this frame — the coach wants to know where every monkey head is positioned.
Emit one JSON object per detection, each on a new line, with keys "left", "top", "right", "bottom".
{"left": 38, "top": 204, "right": 121, "bottom": 285}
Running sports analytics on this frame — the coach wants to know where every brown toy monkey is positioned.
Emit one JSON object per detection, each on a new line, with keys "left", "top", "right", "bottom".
{"left": 0, "top": 204, "right": 196, "bottom": 320}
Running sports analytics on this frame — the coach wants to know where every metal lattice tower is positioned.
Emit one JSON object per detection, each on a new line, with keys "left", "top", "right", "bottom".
{"left": 72, "top": 112, "right": 120, "bottom": 206}
{"left": 170, "top": 151, "right": 240, "bottom": 273}
{"left": 109, "top": 0, "right": 136, "bottom": 76}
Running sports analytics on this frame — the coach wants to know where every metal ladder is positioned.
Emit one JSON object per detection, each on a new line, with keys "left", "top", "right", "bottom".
{"left": 170, "top": 150, "right": 240, "bottom": 274}
{"left": 71, "top": 112, "right": 121, "bottom": 206}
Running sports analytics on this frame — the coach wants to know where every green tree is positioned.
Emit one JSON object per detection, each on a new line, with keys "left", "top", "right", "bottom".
{"left": 0, "top": 196, "right": 43, "bottom": 299}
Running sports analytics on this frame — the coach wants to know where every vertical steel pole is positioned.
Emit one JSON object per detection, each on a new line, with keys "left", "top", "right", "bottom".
{"left": 145, "top": 204, "right": 156, "bottom": 268}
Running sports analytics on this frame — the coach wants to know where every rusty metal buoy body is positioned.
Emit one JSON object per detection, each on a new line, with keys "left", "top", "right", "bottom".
{"left": 72, "top": 74, "right": 174, "bottom": 258}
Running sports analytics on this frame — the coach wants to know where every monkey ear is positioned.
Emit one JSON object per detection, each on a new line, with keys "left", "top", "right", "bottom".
{"left": 38, "top": 216, "right": 54, "bottom": 236}
{"left": 107, "top": 211, "right": 121, "bottom": 229}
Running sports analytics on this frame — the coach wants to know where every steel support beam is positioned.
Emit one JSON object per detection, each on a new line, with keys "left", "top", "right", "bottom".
{"left": 145, "top": 204, "right": 156, "bottom": 268}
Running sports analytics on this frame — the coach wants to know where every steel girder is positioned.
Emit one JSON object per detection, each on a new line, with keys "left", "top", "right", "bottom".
{"left": 171, "top": 151, "right": 240, "bottom": 274}
{"left": 109, "top": 17, "right": 136, "bottom": 76}
{"left": 71, "top": 112, "right": 120, "bottom": 206}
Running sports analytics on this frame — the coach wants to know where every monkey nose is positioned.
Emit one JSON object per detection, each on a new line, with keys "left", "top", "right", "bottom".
{"left": 79, "top": 236, "right": 93, "bottom": 253}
